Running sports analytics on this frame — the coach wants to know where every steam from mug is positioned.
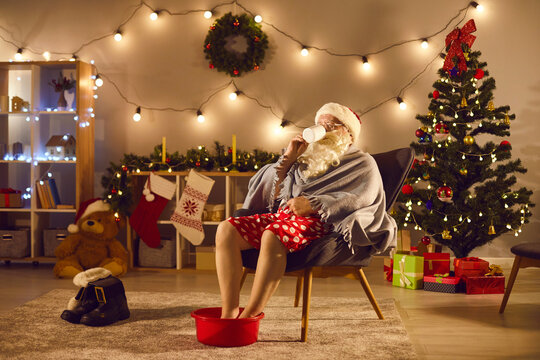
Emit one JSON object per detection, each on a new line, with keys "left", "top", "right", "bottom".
{"left": 302, "top": 125, "right": 326, "bottom": 143}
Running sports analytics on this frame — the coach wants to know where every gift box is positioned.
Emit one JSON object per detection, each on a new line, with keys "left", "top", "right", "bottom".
{"left": 454, "top": 257, "right": 490, "bottom": 278}
{"left": 203, "top": 204, "right": 225, "bottom": 222}
{"left": 392, "top": 254, "right": 424, "bottom": 289}
{"left": 396, "top": 230, "right": 411, "bottom": 254}
{"left": 0, "top": 188, "right": 23, "bottom": 208}
{"left": 423, "top": 252, "right": 450, "bottom": 276}
{"left": 464, "top": 275, "right": 505, "bottom": 294}
{"left": 424, "top": 274, "right": 464, "bottom": 293}
{"left": 383, "top": 257, "right": 393, "bottom": 282}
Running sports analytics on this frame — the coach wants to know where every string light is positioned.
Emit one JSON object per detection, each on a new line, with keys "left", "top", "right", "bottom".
{"left": 254, "top": 15, "right": 262, "bottom": 23}
{"left": 114, "top": 30, "right": 123, "bottom": 42}
{"left": 14, "top": 48, "right": 23, "bottom": 60}
{"left": 70, "top": 54, "right": 78, "bottom": 61}
{"left": 421, "top": 39, "right": 429, "bottom": 49}
{"left": 133, "top": 106, "right": 141, "bottom": 122}
{"left": 470, "top": 1, "right": 484, "bottom": 12}
{"left": 229, "top": 91, "right": 240, "bottom": 101}
{"left": 196, "top": 110, "right": 205, "bottom": 123}
{"left": 95, "top": 75, "right": 103, "bottom": 87}
{"left": 204, "top": 10, "right": 212, "bottom": 19}
{"left": 362, "top": 56, "right": 370, "bottom": 70}
{"left": 397, "top": 97, "right": 407, "bottom": 110}
{"left": 42, "top": 51, "right": 50, "bottom": 60}
{"left": 149, "top": 11, "right": 159, "bottom": 21}
{"left": 300, "top": 46, "right": 309, "bottom": 56}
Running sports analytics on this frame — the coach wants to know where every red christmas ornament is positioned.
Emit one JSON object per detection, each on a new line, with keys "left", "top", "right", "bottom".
{"left": 253, "top": 65, "right": 259, "bottom": 70}
{"left": 434, "top": 122, "right": 449, "bottom": 134}
{"left": 233, "top": 69, "right": 239, "bottom": 75}
{"left": 474, "top": 68, "right": 484, "bottom": 79}
{"left": 432, "top": 90, "right": 440, "bottom": 99}
{"left": 122, "top": 166, "right": 128, "bottom": 172}
{"left": 401, "top": 184, "right": 414, "bottom": 195}
{"left": 421, "top": 236, "right": 431, "bottom": 245}
{"left": 233, "top": 19, "right": 239, "bottom": 26}
{"left": 254, "top": 36, "right": 260, "bottom": 42}
{"left": 206, "top": 43, "right": 211, "bottom": 49}
{"left": 500, "top": 140, "right": 511, "bottom": 150}
{"left": 415, "top": 129, "right": 425, "bottom": 138}
{"left": 209, "top": 63, "right": 215, "bottom": 69}
{"left": 437, "top": 186, "right": 453, "bottom": 203}
{"left": 412, "top": 159, "right": 419, "bottom": 169}
{"left": 166, "top": 157, "right": 171, "bottom": 163}
{"left": 210, "top": 26, "right": 215, "bottom": 30}
{"left": 228, "top": 148, "right": 232, "bottom": 154}
{"left": 111, "top": 189, "right": 117, "bottom": 194}
{"left": 195, "top": 161, "right": 201, "bottom": 167}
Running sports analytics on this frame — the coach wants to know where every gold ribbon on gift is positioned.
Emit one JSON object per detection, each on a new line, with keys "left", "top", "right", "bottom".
{"left": 486, "top": 264, "right": 504, "bottom": 276}
{"left": 398, "top": 257, "right": 412, "bottom": 287}
{"left": 435, "top": 273, "right": 449, "bottom": 283}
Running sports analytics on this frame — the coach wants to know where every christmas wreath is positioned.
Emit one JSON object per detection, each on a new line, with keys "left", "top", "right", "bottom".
{"left": 204, "top": 12, "right": 269, "bottom": 77}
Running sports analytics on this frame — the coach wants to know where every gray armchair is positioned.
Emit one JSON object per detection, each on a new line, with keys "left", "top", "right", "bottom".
{"left": 237, "top": 147, "right": 414, "bottom": 341}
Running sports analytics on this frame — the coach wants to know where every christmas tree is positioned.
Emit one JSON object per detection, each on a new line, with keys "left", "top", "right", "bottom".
{"left": 393, "top": 19, "right": 534, "bottom": 258}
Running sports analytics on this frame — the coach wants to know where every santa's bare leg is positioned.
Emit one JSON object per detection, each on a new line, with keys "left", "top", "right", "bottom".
{"left": 238, "top": 230, "right": 287, "bottom": 319}
{"left": 215, "top": 221, "right": 253, "bottom": 319}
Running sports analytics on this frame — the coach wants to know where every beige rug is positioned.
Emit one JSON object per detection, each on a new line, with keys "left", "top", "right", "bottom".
{"left": 0, "top": 289, "right": 416, "bottom": 359}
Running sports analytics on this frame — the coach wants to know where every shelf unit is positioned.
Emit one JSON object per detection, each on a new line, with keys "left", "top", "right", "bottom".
{"left": 0, "top": 61, "right": 95, "bottom": 264}
{"left": 128, "top": 171, "right": 255, "bottom": 270}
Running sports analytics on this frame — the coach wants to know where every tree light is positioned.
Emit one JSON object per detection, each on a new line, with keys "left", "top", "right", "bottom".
{"left": 133, "top": 106, "right": 141, "bottom": 122}
{"left": 254, "top": 15, "right": 262, "bottom": 23}
{"left": 95, "top": 75, "right": 103, "bottom": 87}
{"left": 196, "top": 110, "right": 205, "bottom": 123}
{"left": 204, "top": 11, "right": 212, "bottom": 19}
{"left": 14, "top": 48, "right": 23, "bottom": 61}
{"left": 149, "top": 11, "right": 159, "bottom": 21}
{"left": 397, "top": 97, "right": 407, "bottom": 110}
{"left": 114, "top": 31, "right": 123, "bottom": 42}
{"left": 300, "top": 47, "right": 309, "bottom": 56}
{"left": 470, "top": 1, "right": 484, "bottom": 12}
{"left": 421, "top": 39, "right": 429, "bottom": 49}
{"left": 229, "top": 91, "right": 239, "bottom": 101}
{"left": 362, "top": 56, "right": 370, "bottom": 70}
{"left": 42, "top": 51, "right": 51, "bottom": 61}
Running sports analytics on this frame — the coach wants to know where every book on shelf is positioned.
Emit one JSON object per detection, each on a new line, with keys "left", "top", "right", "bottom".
{"left": 56, "top": 204, "right": 75, "bottom": 209}
{"left": 48, "top": 178, "right": 61, "bottom": 207}
{"left": 35, "top": 181, "right": 49, "bottom": 209}
{"left": 43, "top": 180, "right": 56, "bottom": 208}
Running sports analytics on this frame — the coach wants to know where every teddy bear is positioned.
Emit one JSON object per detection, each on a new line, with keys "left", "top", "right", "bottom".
{"left": 53, "top": 198, "right": 128, "bottom": 278}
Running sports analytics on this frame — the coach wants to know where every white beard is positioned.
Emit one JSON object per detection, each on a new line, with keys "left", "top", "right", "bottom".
{"left": 297, "top": 130, "right": 352, "bottom": 179}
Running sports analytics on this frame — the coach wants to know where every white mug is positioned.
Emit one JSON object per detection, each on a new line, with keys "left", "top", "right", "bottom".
{"left": 302, "top": 125, "right": 326, "bottom": 143}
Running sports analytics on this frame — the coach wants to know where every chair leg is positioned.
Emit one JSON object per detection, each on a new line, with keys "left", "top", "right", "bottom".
{"left": 239, "top": 267, "right": 249, "bottom": 291}
{"left": 355, "top": 267, "right": 384, "bottom": 320}
{"left": 294, "top": 275, "right": 303, "bottom": 307}
{"left": 499, "top": 255, "right": 522, "bottom": 314}
{"left": 301, "top": 267, "right": 313, "bottom": 342}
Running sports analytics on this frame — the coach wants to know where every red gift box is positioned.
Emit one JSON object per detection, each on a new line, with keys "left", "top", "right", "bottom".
{"left": 453, "top": 257, "right": 489, "bottom": 278}
{"left": 423, "top": 252, "right": 450, "bottom": 276}
{"left": 383, "top": 257, "right": 393, "bottom": 282}
{"left": 424, "top": 274, "right": 464, "bottom": 293}
{"left": 464, "top": 275, "right": 505, "bottom": 294}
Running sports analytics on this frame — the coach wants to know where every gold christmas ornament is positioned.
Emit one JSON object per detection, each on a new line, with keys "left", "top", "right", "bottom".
{"left": 442, "top": 229, "right": 452, "bottom": 240}
{"left": 464, "top": 52, "right": 470, "bottom": 61}
{"left": 488, "top": 223, "right": 496, "bottom": 235}
{"left": 463, "top": 135, "right": 475, "bottom": 145}
{"left": 488, "top": 101, "right": 495, "bottom": 111}
{"left": 504, "top": 113, "right": 511, "bottom": 125}
{"left": 459, "top": 167, "right": 468, "bottom": 175}
{"left": 427, "top": 111, "right": 434, "bottom": 118}
{"left": 461, "top": 96, "right": 468, "bottom": 108}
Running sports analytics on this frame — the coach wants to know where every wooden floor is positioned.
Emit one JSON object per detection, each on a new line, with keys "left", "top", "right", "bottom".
{"left": 1, "top": 257, "right": 539, "bottom": 359}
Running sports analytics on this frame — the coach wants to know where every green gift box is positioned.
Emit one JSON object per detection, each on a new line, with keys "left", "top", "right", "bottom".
{"left": 392, "top": 254, "right": 424, "bottom": 289}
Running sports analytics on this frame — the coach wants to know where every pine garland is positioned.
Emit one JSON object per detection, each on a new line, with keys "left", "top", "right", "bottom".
{"left": 101, "top": 141, "right": 279, "bottom": 216}
{"left": 204, "top": 12, "right": 268, "bottom": 77}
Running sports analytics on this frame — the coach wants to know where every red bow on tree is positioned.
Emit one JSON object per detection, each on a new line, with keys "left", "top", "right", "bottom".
{"left": 443, "top": 19, "right": 477, "bottom": 75}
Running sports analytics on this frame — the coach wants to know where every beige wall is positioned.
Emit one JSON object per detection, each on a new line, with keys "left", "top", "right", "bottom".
{"left": 1, "top": 0, "right": 538, "bottom": 256}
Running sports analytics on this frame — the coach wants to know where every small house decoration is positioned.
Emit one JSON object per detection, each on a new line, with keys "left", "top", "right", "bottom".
{"left": 11, "top": 96, "right": 24, "bottom": 112}
{"left": 45, "top": 134, "right": 76, "bottom": 159}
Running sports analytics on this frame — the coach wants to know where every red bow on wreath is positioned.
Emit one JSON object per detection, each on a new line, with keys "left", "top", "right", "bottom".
{"left": 443, "top": 19, "right": 477, "bottom": 75}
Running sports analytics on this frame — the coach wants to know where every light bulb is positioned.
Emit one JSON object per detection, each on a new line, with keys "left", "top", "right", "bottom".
{"left": 196, "top": 110, "right": 205, "bottom": 123}
{"left": 114, "top": 31, "right": 123, "bottom": 42}
{"left": 362, "top": 56, "right": 370, "bottom": 70}
{"left": 150, "top": 11, "right": 158, "bottom": 21}
{"left": 421, "top": 39, "right": 428, "bottom": 49}
{"left": 71, "top": 54, "right": 78, "bottom": 61}
{"left": 204, "top": 11, "right": 212, "bottom": 19}
{"left": 397, "top": 97, "right": 407, "bottom": 110}
{"left": 229, "top": 91, "right": 238, "bottom": 101}
{"left": 254, "top": 15, "right": 262, "bottom": 23}
{"left": 14, "top": 48, "right": 23, "bottom": 61}
{"left": 42, "top": 51, "right": 50, "bottom": 61}
{"left": 95, "top": 75, "right": 103, "bottom": 87}
{"left": 133, "top": 106, "right": 141, "bottom": 122}
{"left": 471, "top": 1, "right": 484, "bottom": 12}
{"left": 301, "top": 47, "right": 309, "bottom": 56}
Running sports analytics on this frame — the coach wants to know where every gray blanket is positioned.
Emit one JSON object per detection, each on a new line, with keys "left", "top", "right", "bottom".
{"left": 242, "top": 146, "right": 397, "bottom": 254}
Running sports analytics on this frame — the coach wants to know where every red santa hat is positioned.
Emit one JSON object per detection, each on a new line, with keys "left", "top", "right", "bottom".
{"left": 68, "top": 198, "right": 111, "bottom": 233}
{"left": 315, "top": 102, "right": 362, "bottom": 143}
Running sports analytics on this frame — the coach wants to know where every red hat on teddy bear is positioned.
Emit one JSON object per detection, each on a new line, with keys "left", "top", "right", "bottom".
{"left": 68, "top": 198, "right": 111, "bottom": 233}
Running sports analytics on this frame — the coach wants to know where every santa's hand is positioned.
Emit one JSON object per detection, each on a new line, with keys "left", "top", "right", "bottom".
{"left": 283, "top": 135, "right": 308, "bottom": 162}
{"left": 286, "top": 196, "right": 316, "bottom": 217}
